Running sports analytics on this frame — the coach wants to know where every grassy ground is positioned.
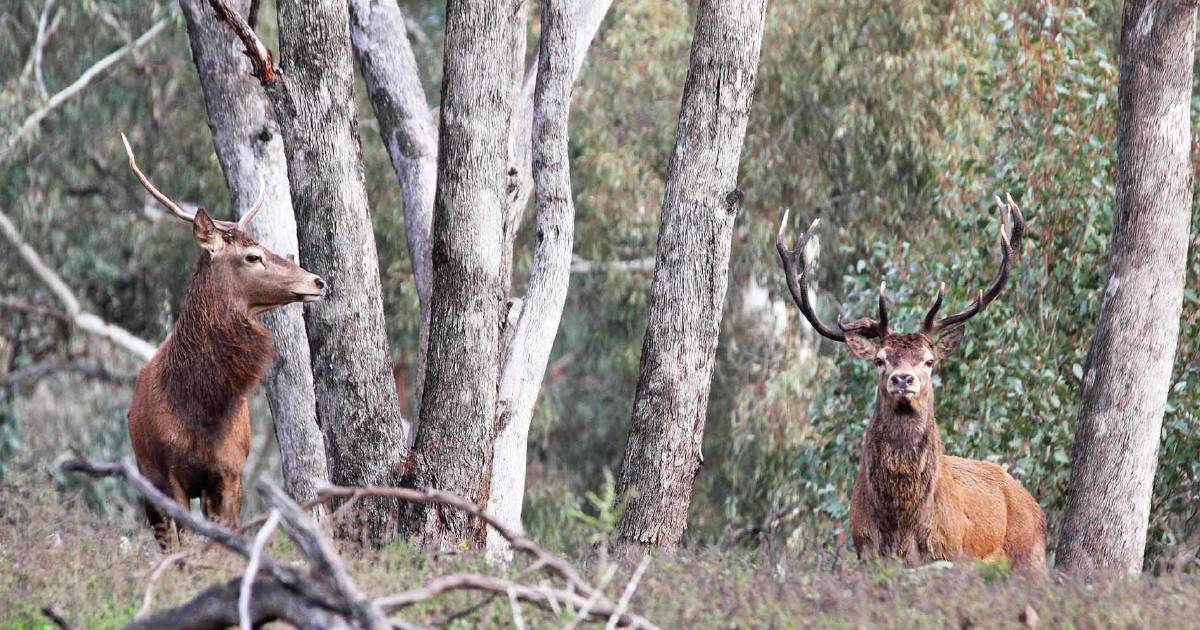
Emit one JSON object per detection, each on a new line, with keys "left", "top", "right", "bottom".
{"left": 3, "top": 475, "right": 1200, "bottom": 630}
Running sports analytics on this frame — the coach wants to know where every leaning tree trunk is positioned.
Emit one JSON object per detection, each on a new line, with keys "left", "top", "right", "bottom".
{"left": 1056, "top": 0, "right": 1196, "bottom": 575}
{"left": 178, "top": 0, "right": 329, "bottom": 505}
{"left": 347, "top": 0, "right": 437, "bottom": 429}
{"left": 400, "top": 0, "right": 514, "bottom": 551}
{"left": 611, "top": 0, "right": 767, "bottom": 552}
{"left": 485, "top": 0, "right": 578, "bottom": 561}
{"left": 205, "top": 0, "right": 409, "bottom": 539}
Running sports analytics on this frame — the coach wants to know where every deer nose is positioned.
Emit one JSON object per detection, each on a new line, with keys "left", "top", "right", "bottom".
{"left": 890, "top": 373, "right": 915, "bottom": 388}
{"left": 314, "top": 276, "right": 327, "bottom": 291}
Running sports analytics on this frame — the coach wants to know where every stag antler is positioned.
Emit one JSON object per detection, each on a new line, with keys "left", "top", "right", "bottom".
{"left": 120, "top": 132, "right": 264, "bottom": 231}
{"left": 776, "top": 210, "right": 890, "bottom": 342}
{"left": 921, "top": 193, "right": 1025, "bottom": 337}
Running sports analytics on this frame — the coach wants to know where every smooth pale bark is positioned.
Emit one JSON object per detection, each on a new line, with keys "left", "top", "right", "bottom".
{"left": 507, "top": 0, "right": 614, "bottom": 228}
{"left": 1057, "top": 0, "right": 1196, "bottom": 575}
{"left": 178, "top": 0, "right": 329, "bottom": 504}
{"left": 498, "top": 0, "right": 530, "bottom": 306}
{"left": 269, "top": 0, "right": 407, "bottom": 539}
{"left": 401, "top": 0, "right": 513, "bottom": 551}
{"left": 612, "top": 0, "right": 768, "bottom": 552}
{"left": 485, "top": 0, "right": 578, "bottom": 561}
{"left": 347, "top": 0, "right": 436, "bottom": 430}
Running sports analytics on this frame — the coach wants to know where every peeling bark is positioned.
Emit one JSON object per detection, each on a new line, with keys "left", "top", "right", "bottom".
{"left": 486, "top": 0, "right": 578, "bottom": 561}
{"left": 179, "top": 0, "right": 329, "bottom": 504}
{"left": 1057, "top": 0, "right": 1196, "bottom": 575}
{"left": 611, "top": 0, "right": 768, "bottom": 552}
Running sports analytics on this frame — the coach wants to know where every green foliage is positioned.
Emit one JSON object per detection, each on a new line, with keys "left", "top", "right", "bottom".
{"left": 563, "top": 468, "right": 634, "bottom": 546}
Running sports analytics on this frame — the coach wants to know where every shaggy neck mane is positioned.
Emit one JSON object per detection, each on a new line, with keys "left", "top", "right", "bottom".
{"left": 160, "top": 255, "right": 274, "bottom": 429}
{"left": 864, "top": 387, "right": 943, "bottom": 532}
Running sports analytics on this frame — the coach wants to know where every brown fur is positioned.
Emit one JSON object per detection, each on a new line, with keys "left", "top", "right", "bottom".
{"left": 846, "top": 333, "right": 1047, "bottom": 572}
{"left": 127, "top": 211, "right": 323, "bottom": 547}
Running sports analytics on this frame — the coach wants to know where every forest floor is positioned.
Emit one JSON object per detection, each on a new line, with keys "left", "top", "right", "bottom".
{"left": 4, "top": 476, "right": 1199, "bottom": 630}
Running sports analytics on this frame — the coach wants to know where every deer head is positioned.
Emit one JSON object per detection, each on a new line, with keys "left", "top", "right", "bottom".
{"left": 776, "top": 195, "right": 1024, "bottom": 416}
{"left": 121, "top": 133, "right": 326, "bottom": 317}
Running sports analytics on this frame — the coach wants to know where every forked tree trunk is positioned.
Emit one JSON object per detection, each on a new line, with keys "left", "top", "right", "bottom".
{"left": 347, "top": 0, "right": 437, "bottom": 430}
{"left": 611, "top": 0, "right": 768, "bottom": 552}
{"left": 485, "top": 0, "right": 578, "bottom": 561}
{"left": 1056, "top": 0, "right": 1196, "bottom": 575}
{"left": 351, "top": 0, "right": 612, "bottom": 434}
{"left": 271, "top": 0, "right": 407, "bottom": 539}
{"left": 178, "top": 0, "right": 329, "bottom": 504}
{"left": 400, "top": 0, "right": 513, "bottom": 551}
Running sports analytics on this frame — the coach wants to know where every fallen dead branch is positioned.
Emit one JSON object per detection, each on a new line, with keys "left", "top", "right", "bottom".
{"left": 63, "top": 457, "right": 658, "bottom": 629}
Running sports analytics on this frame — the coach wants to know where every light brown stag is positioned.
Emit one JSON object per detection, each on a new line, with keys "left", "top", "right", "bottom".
{"left": 121, "top": 134, "right": 325, "bottom": 547}
{"left": 776, "top": 194, "right": 1046, "bottom": 572}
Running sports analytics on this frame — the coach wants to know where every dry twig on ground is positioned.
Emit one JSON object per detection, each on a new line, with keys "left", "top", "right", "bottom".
{"left": 62, "top": 457, "right": 659, "bottom": 629}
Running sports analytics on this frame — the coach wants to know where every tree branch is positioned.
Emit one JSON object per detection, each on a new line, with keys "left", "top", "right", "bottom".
{"left": 206, "top": 0, "right": 275, "bottom": 84}
{"left": 62, "top": 458, "right": 342, "bottom": 613}
{"left": 1, "top": 18, "right": 168, "bottom": 164}
{"left": 0, "top": 210, "right": 157, "bottom": 361}
{"left": 63, "top": 459, "right": 658, "bottom": 629}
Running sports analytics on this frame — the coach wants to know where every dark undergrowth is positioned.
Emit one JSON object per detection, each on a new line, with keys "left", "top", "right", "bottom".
{"left": 3, "top": 474, "right": 1199, "bottom": 630}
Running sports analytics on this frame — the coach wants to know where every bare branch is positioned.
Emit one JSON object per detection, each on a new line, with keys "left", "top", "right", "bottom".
{"left": 240, "top": 510, "right": 281, "bottom": 630}
{"left": 206, "top": 0, "right": 276, "bottom": 84}
{"left": 39, "top": 608, "right": 72, "bottom": 630}
{"left": 0, "top": 210, "right": 157, "bottom": 361}
{"left": 257, "top": 481, "right": 390, "bottom": 630}
{"left": 606, "top": 555, "right": 651, "bottom": 630}
{"left": 0, "top": 358, "right": 136, "bottom": 388}
{"left": 61, "top": 457, "right": 342, "bottom": 613}
{"left": 126, "top": 575, "right": 351, "bottom": 630}
{"left": 570, "top": 255, "right": 656, "bottom": 274}
{"left": 31, "top": 0, "right": 57, "bottom": 100}
{"left": 1, "top": 18, "right": 168, "bottom": 164}
{"left": 137, "top": 551, "right": 195, "bottom": 619}
{"left": 373, "top": 572, "right": 657, "bottom": 629}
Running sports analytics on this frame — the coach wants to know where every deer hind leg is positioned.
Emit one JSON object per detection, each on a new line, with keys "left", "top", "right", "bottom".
{"left": 201, "top": 473, "right": 244, "bottom": 528}
{"left": 144, "top": 473, "right": 188, "bottom": 550}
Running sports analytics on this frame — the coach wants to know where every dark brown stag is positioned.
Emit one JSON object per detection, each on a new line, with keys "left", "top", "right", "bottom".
{"left": 121, "top": 134, "right": 325, "bottom": 547}
{"left": 776, "top": 194, "right": 1046, "bottom": 572}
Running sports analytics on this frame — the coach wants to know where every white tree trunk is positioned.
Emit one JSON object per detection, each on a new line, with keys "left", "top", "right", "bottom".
{"left": 1056, "top": 0, "right": 1196, "bottom": 575}
{"left": 348, "top": 0, "right": 436, "bottom": 432}
{"left": 485, "top": 0, "right": 578, "bottom": 562}
{"left": 179, "top": 0, "right": 329, "bottom": 504}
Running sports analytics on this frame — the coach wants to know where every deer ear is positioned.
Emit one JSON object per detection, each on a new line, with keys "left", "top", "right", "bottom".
{"left": 934, "top": 326, "right": 966, "bottom": 360}
{"left": 844, "top": 333, "right": 878, "bottom": 361}
{"left": 193, "top": 208, "right": 224, "bottom": 253}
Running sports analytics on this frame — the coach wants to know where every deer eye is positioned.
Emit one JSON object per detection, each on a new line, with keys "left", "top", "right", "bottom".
{"left": 925, "top": 359, "right": 935, "bottom": 367}
{"left": 245, "top": 254, "right": 262, "bottom": 264}
{"left": 874, "top": 358, "right": 885, "bottom": 367}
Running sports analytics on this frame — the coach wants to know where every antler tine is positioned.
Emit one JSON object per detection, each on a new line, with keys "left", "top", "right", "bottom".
{"left": 926, "top": 193, "right": 1025, "bottom": 335}
{"left": 776, "top": 211, "right": 846, "bottom": 342}
{"left": 120, "top": 133, "right": 195, "bottom": 224}
{"left": 237, "top": 173, "right": 267, "bottom": 230}
{"left": 921, "top": 281, "right": 946, "bottom": 335}
{"left": 877, "top": 281, "right": 889, "bottom": 335}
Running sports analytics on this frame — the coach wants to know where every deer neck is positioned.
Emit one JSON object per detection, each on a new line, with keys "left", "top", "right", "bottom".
{"left": 862, "top": 389, "right": 943, "bottom": 520}
{"left": 160, "top": 257, "right": 274, "bottom": 429}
